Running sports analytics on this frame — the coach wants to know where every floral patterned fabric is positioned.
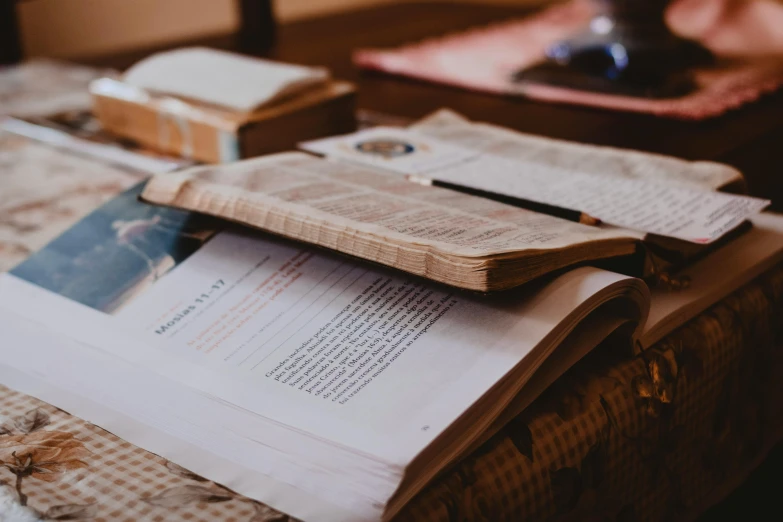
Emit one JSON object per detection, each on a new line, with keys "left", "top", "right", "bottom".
{"left": 0, "top": 390, "right": 288, "bottom": 522}
{"left": 1, "top": 133, "right": 782, "bottom": 521}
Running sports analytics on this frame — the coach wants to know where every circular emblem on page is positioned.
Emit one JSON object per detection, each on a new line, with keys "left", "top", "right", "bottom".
{"left": 355, "top": 139, "right": 415, "bottom": 158}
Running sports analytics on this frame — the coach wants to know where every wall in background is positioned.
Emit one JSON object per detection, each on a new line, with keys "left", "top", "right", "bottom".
{"left": 18, "top": 0, "right": 544, "bottom": 59}
{"left": 18, "top": 0, "right": 239, "bottom": 58}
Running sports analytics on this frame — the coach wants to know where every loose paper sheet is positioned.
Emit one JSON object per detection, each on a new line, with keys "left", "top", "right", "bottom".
{"left": 2, "top": 225, "right": 575, "bottom": 459}
{"left": 302, "top": 127, "right": 769, "bottom": 244}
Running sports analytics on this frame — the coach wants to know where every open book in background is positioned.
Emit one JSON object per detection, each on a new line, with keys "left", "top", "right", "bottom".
{"left": 142, "top": 110, "right": 768, "bottom": 292}
{"left": 0, "top": 60, "right": 114, "bottom": 118}
{"left": 1, "top": 115, "right": 193, "bottom": 175}
{"left": 1, "top": 177, "right": 782, "bottom": 521}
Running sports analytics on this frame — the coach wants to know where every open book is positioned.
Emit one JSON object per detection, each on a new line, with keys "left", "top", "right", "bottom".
{"left": 141, "top": 111, "right": 769, "bottom": 292}
{"left": 0, "top": 182, "right": 781, "bottom": 521}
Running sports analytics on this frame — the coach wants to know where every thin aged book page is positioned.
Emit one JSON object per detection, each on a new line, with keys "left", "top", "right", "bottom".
{"left": 142, "top": 152, "right": 631, "bottom": 261}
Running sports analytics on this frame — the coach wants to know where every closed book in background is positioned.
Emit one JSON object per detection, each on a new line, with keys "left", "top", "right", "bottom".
{"left": 91, "top": 48, "right": 357, "bottom": 163}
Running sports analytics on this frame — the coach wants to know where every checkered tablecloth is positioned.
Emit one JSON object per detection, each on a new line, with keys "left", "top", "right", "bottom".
{"left": 2, "top": 130, "right": 782, "bottom": 522}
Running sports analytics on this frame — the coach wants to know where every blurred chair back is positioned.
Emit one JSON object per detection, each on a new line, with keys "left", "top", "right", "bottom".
{"left": 1, "top": 0, "right": 23, "bottom": 64}
{"left": 238, "top": 0, "right": 277, "bottom": 53}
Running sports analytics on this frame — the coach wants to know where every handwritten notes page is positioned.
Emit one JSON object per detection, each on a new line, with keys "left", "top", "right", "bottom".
{"left": 302, "top": 123, "right": 768, "bottom": 244}
{"left": 411, "top": 109, "right": 744, "bottom": 191}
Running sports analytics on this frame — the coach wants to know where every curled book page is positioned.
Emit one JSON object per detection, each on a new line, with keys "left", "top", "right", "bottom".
{"left": 411, "top": 109, "right": 743, "bottom": 191}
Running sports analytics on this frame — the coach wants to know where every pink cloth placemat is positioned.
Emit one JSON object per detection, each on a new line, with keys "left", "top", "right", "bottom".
{"left": 354, "top": 0, "right": 783, "bottom": 119}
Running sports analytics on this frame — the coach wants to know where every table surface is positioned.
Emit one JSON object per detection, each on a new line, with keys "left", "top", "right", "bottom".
{"left": 84, "top": 1, "right": 783, "bottom": 207}
{"left": 4, "top": 5, "right": 783, "bottom": 520}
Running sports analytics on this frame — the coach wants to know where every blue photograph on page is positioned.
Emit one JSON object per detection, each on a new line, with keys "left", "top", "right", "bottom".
{"left": 11, "top": 183, "right": 221, "bottom": 314}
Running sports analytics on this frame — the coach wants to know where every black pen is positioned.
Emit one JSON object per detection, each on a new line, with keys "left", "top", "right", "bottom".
{"left": 407, "top": 175, "right": 602, "bottom": 226}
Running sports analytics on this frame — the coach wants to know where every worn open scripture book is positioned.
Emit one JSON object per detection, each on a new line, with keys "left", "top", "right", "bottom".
{"left": 1, "top": 177, "right": 782, "bottom": 521}
{"left": 141, "top": 110, "right": 769, "bottom": 292}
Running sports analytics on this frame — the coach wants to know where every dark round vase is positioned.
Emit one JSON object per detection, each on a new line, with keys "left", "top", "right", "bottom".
{"left": 586, "top": 0, "right": 711, "bottom": 67}
{"left": 516, "top": 0, "right": 713, "bottom": 98}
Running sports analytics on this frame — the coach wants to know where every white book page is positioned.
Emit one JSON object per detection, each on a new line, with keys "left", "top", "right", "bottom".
{"left": 301, "top": 128, "right": 769, "bottom": 244}
{"left": 0, "top": 248, "right": 644, "bottom": 520}
{"left": 0, "top": 317, "right": 377, "bottom": 522}
{"left": 0, "top": 265, "right": 646, "bottom": 522}
{"left": 1, "top": 117, "right": 189, "bottom": 174}
{"left": 123, "top": 48, "right": 329, "bottom": 112}
{"left": 0, "top": 228, "right": 641, "bottom": 463}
